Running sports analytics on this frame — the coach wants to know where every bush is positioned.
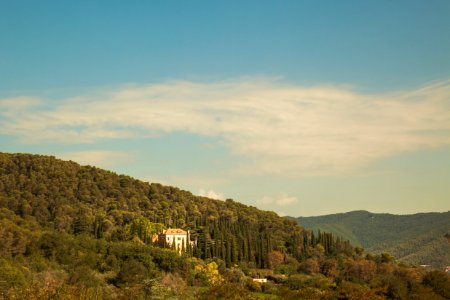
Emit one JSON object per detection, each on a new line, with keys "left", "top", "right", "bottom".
{"left": 261, "top": 281, "right": 278, "bottom": 294}
{"left": 200, "top": 283, "right": 257, "bottom": 300}
{"left": 287, "top": 273, "right": 330, "bottom": 291}
{"left": 0, "top": 259, "right": 28, "bottom": 290}
{"left": 115, "top": 259, "right": 149, "bottom": 285}
{"left": 422, "top": 270, "right": 450, "bottom": 299}
{"left": 246, "top": 279, "right": 262, "bottom": 292}
{"left": 68, "top": 265, "right": 102, "bottom": 288}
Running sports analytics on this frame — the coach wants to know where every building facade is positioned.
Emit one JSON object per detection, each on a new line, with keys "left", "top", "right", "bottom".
{"left": 158, "top": 228, "right": 191, "bottom": 253}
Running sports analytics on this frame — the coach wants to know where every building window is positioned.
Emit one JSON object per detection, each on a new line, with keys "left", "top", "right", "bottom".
{"left": 177, "top": 237, "right": 181, "bottom": 240}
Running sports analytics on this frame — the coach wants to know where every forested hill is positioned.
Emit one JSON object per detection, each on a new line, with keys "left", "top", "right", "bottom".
{"left": 296, "top": 210, "right": 450, "bottom": 267}
{"left": 0, "top": 152, "right": 350, "bottom": 267}
{"left": 2, "top": 153, "right": 450, "bottom": 299}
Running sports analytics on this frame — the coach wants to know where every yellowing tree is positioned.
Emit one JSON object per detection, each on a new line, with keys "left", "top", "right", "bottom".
{"left": 194, "top": 261, "right": 224, "bottom": 286}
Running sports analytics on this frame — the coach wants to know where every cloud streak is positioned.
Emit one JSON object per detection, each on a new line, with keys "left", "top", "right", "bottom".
{"left": 1, "top": 78, "right": 449, "bottom": 175}
{"left": 198, "top": 189, "right": 225, "bottom": 200}
{"left": 257, "top": 194, "right": 298, "bottom": 207}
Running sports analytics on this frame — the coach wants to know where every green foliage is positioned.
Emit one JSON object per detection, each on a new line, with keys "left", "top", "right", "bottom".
{"left": 0, "top": 258, "right": 28, "bottom": 290}
{"left": 68, "top": 265, "right": 102, "bottom": 288}
{"left": 287, "top": 274, "right": 329, "bottom": 290}
{"left": 194, "top": 261, "right": 223, "bottom": 286}
{"left": 422, "top": 270, "right": 450, "bottom": 299}
{"left": 127, "top": 218, "right": 164, "bottom": 244}
{"left": 0, "top": 153, "right": 310, "bottom": 267}
{"left": 0, "top": 152, "right": 447, "bottom": 299}
{"left": 115, "top": 259, "right": 150, "bottom": 285}
{"left": 297, "top": 210, "right": 450, "bottom": 266}
{"left": 200, "top": 283, "right": 257, "bottom": 300}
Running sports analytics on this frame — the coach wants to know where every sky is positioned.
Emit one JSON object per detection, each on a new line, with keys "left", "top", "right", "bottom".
{"left": 1, "top": 1, "right": 449, "bottom": 216}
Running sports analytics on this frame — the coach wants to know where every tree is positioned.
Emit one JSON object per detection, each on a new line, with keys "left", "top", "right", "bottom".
{"left": 267, "top": 251, "right": 284, "bottom": 270}
{"left": 422, "top": 270, "right": 450, "bottom": 299}
{"left": 0, "top": 259, "right": 27, "bottom": 290}
{"left": 116, "top": 259, "right": 149, "bottom": 286}
{"left": 303, "top": 258, "right": 320, "bottom": 274}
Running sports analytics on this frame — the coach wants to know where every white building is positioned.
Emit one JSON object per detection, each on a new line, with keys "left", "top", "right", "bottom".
{"left": 158, "top": 228, "right": 192, "bottom": 253}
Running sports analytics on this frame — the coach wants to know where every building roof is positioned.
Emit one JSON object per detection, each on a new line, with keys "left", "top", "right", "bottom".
{"left": 164, "top": 228, "right": 187, "bottom": 235}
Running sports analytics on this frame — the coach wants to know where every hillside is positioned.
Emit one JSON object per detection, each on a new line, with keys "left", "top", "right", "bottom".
{"left": 1, "top": 152, "right": 449, "bottom": 299}
{"left": 0, "top": 152, "right": 319, "bottom": 267}
{"left": 296, "top": 210, "right": 450, "bottom": 267}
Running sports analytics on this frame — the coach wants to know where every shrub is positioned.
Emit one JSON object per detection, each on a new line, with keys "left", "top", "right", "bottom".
{"left": 422, "top": 270, "right": 450, "bottom": 299}
{"left": 0, "top": 258, "right": 28, "bottom": 290}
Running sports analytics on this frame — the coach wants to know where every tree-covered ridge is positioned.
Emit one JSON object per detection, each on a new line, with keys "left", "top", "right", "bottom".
{"left": 1, "top": 152, "right": 450, "bottom": 299}
{"left": 0, "top": 152, "right": 353, "bottom": 267}
{"left": 296, "top": 210, "right": 450, "bottom": 267}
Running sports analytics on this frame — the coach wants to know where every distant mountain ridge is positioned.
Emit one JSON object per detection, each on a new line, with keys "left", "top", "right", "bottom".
{"left": 296, "top": 210, "right": 450, "bottom": 267}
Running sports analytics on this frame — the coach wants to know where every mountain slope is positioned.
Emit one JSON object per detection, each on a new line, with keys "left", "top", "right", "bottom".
{"left": 296, "top": 210, "right": 450, "bottom": 266}
{"left": 0, "top": 152, "right": 354, "bottom": 267}
{"left": 2, "top": 152, "right": 450, "bottom": 299}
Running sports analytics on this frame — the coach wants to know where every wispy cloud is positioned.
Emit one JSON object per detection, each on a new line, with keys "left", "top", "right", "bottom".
{"left": 0, "top": 96, "right": 41, "bottom": 110}
{"left": 275, "top": 194, "right": 298, "bottom": 206}
{"left": 198, "top": 189, "right": 224, "bottom": 200}
{"left": 257, "top": 193, "right": 298, "bottom": 206}
{"left": 1, "top": 78, "right": 449, "bottom": 175}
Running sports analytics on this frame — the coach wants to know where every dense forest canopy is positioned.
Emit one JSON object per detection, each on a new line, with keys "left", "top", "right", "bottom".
{"left": 0, "top": 152, "right": 351, "bottom": 267}
{"left": 296, "top": 210, "right": 450, "bottom": 267}
{"left": 1, "top": 152, "right": 449, "bottom": 299}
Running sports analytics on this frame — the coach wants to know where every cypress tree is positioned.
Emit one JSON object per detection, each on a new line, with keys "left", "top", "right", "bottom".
{"left": 225, "top": 235, "right": 232, "bottom": 267}
{"left": 181, "top": 238, "right": 185, "bottom": 253}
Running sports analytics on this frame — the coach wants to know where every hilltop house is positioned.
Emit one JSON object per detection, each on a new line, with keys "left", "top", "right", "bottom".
{"left": 158, "top": 228, "right": 194, "bottom": 253}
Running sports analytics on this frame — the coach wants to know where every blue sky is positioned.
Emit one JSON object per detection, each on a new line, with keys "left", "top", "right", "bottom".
{"left": 1, "top": 1, "right": 449, "bottom": 216}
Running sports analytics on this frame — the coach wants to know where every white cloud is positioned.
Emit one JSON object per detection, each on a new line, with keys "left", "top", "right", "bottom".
{"left": 1, "top": 78, "right": 450, "bottom": 175}
{"left": 275, "top": 194, "right": 298, "bottom": 206}
{"left": 257, "top": 193, "right": 298, "bottom": 206}
{"left": 198, "top": 189, "right": 224, "bottom": 200}
{"left": 57, "top": 150, "right": 134, "bottom": 169}
{"left": 139, "top": 176, "right": 171, "bottom": 186}
{"left": 0, "top": 96, "right": 41, "bottom": 110}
